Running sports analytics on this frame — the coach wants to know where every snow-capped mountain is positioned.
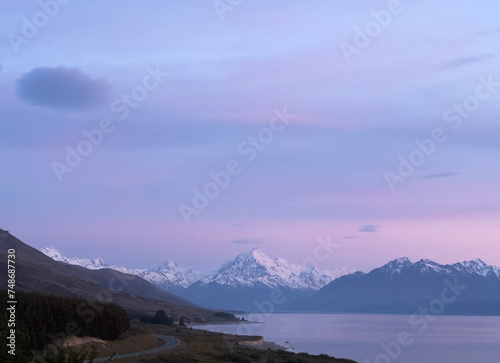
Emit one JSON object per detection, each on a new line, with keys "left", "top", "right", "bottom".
{"left": 378, "top": 257, "right": 412, "bottom": 277}
{"left": 375, "top": 257, "right": 500, "bottom": 280}
{"left": 305, "top": 256, "right": 500, "bottom": 315}
{"left": 40, "top": 247, "right": 500, "bottom": 313}
{"left": 454, "top": 258, "right": 500, "bottom": 278}
{"left": 41, "top": 247, "right": 351, "bottom": 292}
{"left": 40, "top": 247, "right": 203, "bottom": 290}
{"left": 41, "top": 247, "right": 108, "bottom": 270}
{"left": 145, "top": 261, "right": 205, "bottom": 289}
{"left": 199, "top": 248, "right": 352, "bottom": 290}
{"left": 179, "top": 248, "right": 354, "bottom": 310}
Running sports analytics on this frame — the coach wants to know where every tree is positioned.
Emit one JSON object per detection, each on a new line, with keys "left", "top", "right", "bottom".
{"left": 152, "top": 309, "right": 172, "bottom": 325}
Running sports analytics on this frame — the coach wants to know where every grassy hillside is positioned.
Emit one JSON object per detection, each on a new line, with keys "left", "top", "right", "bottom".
{"left": 0, "top": 229, "right": 215, "bottom": 321}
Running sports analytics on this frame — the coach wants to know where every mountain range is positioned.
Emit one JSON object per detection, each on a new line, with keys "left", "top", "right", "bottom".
{"left": 41, "top": 246, "right": 500, "bottom": 315}
{"left": 297, "top": 256, "right": 500, "bottom": 315}
{"left": 41, "top": 246, "right": 203, "bottom": 292}
{"left": 41, "top": 247, "right": 350, "bottom": 291}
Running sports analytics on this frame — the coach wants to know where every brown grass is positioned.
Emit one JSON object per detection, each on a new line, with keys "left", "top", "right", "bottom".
{"left": 61, "top": 327, "right": 163, "bottom": 358}
{"left": 56, "top": 321, "right": 358, "bottom": 363}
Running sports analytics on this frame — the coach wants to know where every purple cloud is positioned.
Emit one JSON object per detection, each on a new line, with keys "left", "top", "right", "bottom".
{"left": 358, "top": 225, "right": 378, "bottom": 233}
{"left": 16, "top": 66, "right": 112, "bottom": 110}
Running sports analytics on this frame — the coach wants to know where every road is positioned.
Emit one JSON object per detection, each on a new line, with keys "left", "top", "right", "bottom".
{"left": 84, "top": 334, "right": 179, "bottom": 362}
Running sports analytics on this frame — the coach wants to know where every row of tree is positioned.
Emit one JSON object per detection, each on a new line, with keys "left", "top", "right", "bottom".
{"left": 0, "top": 290, "right": 130, "bottom": 353}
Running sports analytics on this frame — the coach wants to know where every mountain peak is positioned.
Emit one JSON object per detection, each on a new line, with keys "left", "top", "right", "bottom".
{"left": 156, "top": 260, "right": 178, "bottom": 270}
{"left": 204, "top": 248, "right": 352, "bottom": 290}
{"left": 378, "top": 257, "right": 412, "bottom": 277}
{"left": 394, "top": 257, "right": 411, "bottom": 264}
{"left": 242, "top": 248, "right": 268, "bottom": 259}
{"left": 455, "top": 258, "right": 499, "bottom": 278}
{"left": 40, "top": 246, "right": 65, "bottom": 261}
{"left": 225, "top": 248, "right": 273, "bottom": 268}
{"left": 470, "top": 258, "right": 486, "bottom": 266}
{"left": 386, "top": 257, "right": 412, "bottom": 268}
{"left": 40, "top": 247, "right": 110, "bottom": 270}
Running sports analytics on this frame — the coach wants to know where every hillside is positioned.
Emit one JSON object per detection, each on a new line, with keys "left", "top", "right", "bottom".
{"left": 0, "top": 228, "right": 211, "bottom": 321}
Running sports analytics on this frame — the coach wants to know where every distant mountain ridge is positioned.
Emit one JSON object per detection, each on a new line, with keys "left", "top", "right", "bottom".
{"left": 41, "top": 247, "right": 352, "bottom": 292}
{"left": 297, "top": 256, "right": 500, "bottom": 315}
{"left": 40, "top": 245, "right": 500, "bottom": 314}
{"left": 41, "top": 246, "right": 204, "bottom": 290}
{"left": 375, "top": 256, "right": 500, "bottom": 279}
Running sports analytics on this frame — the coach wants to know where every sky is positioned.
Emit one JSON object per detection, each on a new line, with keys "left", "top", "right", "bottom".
{"left": 1, "top": 0, "right": 499, "bottom": 273}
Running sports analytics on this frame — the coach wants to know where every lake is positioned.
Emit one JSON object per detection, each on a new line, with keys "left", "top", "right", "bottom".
{"left": 197, "top": 313, "right": 500, "bottom": 363}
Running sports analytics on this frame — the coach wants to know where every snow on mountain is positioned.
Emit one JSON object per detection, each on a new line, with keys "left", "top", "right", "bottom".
{"left": 377, "top": 257, "right": 500, "bottom": 280}
{"left": 44, "top": 246, "right": 499, "bottom": 295}
{"left": 40, "top": 247, "right": 108, "bottom": 270}
{"left": 154, "top": 260, "right": 204, "bottom": 288}
{"left": 454, "top": 258, "right": 500, "bottom": 278}
{"left": 198, "top": 248, "right": 353, "bottom": 290}
{"left": 412, "top": 259, "right": 447, "bottom": 274}
{"left": 378, "top": 257, "right": 412, "bottom": 277}
{"left": 40, "top": 247, "right": 203, "bottom": 290}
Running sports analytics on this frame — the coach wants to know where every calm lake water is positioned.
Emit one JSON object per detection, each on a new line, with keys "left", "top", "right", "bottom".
{"left": 197, "top": 313, "right": 500, "bottom": 363}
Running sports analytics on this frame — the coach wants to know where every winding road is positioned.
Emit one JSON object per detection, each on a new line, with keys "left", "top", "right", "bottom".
{"left": 84, "top": 334, "right": 179, "bottom": 362}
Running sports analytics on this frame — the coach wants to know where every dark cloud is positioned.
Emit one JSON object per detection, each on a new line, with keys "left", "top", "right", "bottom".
{"left": 232, "top": 238, "right": 265, "bottom": 245}
{"left": 423, "top": 172, "right": 460, "bottom": 179}
{"left": 16, "top": 66, "right": 112, "bottom": 110}
{"left": 442, "top": 54, "right": 495, "bottom": 70}
{"left": 358, "top": 225, "right": 378, "bottom": 233}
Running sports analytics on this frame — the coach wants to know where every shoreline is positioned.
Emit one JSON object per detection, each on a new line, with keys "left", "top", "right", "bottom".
{"left": 188, "top": 321, "right": 289, "bottom": 352}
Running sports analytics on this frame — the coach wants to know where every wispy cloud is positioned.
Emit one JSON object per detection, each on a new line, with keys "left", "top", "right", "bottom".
{"left": 474, "top": 29, "right": 500, "bottom": 38}
{"left": 441, "top": 54, "right": 495, "bottom": 70}
{"left": 16, "top": 66, "right": 112, "bottom": 110}
{"left": 343, "top": 236, "right": 356, "bottom": 239}
{"left": 423, "top": 172, "right": 460, "bottom": 179}
{"left": 232, "top": 238, "right": 265, "bottom": 245}
{"left": 358, "top": 225, "right": 378, "bottom": 233}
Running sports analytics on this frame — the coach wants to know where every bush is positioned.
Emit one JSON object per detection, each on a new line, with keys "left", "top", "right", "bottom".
{"left": 219, "top": 352, "right": 251, "bottom": 362}
{"left": 249, "top": 352, "right": 260, "bottom": 359}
